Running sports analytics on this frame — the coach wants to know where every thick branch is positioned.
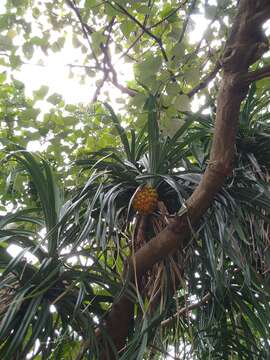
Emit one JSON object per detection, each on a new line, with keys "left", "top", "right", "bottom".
{"left": 250, "top": 5, "right": 270, "bottom": 24}
{"left": 95, "top": 1, "right": 270, "bottom": 358}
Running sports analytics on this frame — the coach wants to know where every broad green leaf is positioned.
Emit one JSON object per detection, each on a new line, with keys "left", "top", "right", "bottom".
{"left": 91, "top": 32, "right": 106, "bottom": 52}
{"left": 184, "top": 68, "right": 201, "bottom": 84}
{"left": 22, "top": 42, "right": 34, "bottom": 60}
{"left": 137, "top": 5, "right": 149, "bottom": 14}
{"left": 85, "top": 0, "right": 96, "bottom": 7}
{"left": 30, "top": 36, "right": 48, "bottom": 47}
{"left": 166, "top": 82, "right": 180, "bottom": 96}
{"left": 7, "top": 29, "right": 17, "bottom": 39}
{"left": 0, "top": 35, "right": 13, "bottom": 51}
{"left": 47, "top": 93, "right": 63, "bottom": 105}
{"left": 9, "top": 55, "right": 22, "bottom": 68}
{"left": 130, "top": 93, "right": 147, "bottom": 108}
{"left": 33, "top": 85, "right": 49, "bottom": 100}
{"left": 174, "top": 94, "right": 191, "bottom": 111}
{"left": 51, "top": 37, "right": 65, "bottom": 52}
{"left": 0, "top": 72, "right": 7, "bottom": 83}
{"left": 171, "top": 43, "right": 185, "bottom": 58}
{"left": 136, "top": 56, "right": 162, "bottom": 80}
{"left": 120, "top": 21, "right": 134, "bottom": 38}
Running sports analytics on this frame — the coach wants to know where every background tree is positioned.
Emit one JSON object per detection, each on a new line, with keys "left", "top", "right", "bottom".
{"left": 0, "top": 0, "right": 270, "bottom": 359}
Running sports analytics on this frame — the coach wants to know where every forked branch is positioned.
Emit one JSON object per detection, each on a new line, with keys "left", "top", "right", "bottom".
{"left": 92, "top": 1, "right": 270, "bottom": 358}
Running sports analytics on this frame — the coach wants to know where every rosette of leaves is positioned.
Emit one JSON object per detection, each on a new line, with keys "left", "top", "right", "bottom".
{"left": 73, "top": 92, "right": 270, "bottom": 358}
{"left": 0, "top": 86, "right": 270, "bottom": 358}
{"left": 75, "top": 96, "right": 200, "bottom": 246}
{"left": 67, "top": 96, "right": 209, "bottom": 354}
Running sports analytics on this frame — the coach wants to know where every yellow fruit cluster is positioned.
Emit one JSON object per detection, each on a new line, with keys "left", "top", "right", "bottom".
{"left": 132, "top": 186, "right": 158, "bottom": 214}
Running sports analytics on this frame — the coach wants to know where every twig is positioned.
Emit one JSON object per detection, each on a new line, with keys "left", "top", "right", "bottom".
{"left": 108, "top": 77, "right": 137, "bottom": 96}
{"left": 67, "top": 1, "right": 136, "bottom": 98}
{"left": 149, "top": 2, "right": 186, "bottom": 29}
{"left": 119, "top": 32, "right": 144, "bottom": 61}
{"left": 187, "top": 61, "right": 221, "bottom": 97}
{"left": 161, "top": 292, "right": 211, "bottom": 327}
{"left": 68, "top": 63, "right": 96, "bottom": 69}
{"left": 142, "top": 0, "right": 152, "bottom": 28}
{"left": 100, "top": 18, "right": 138, "bottom": 97}
{"left": 65, "top": 0, "right": 94, "bottom": 34}
{"left": 178, "top": 0, "right": 198, "bottom": 44}
{"left": 111, "top": 1, "right": 168, "bottom": 61}
{"left": 65, "top": 0, "right": 99, "bottom": 66}
{"left": 243, "top": 65, "right": 270, "bottom": 84}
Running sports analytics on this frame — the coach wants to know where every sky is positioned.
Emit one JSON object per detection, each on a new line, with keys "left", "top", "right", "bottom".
{"left": 11, "top": 12, "right": 210, "bottom": 109}
{"left": 1, "top": 0, "right": 269, "bottom": 111}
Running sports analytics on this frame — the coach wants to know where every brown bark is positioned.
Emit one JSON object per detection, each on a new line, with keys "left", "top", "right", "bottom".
{"left": 94, "top": 1, "right": 270, "bottom": 358}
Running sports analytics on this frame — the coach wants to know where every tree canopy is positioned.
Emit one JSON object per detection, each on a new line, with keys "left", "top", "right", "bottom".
{"left": 0, "top": 1, "right": 270, "bottom": 359}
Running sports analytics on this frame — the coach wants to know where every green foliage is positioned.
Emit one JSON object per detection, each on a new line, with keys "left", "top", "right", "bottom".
{"left": 0, "top": 146, "right": 123, "bottom": 359}
{"left": 75, "top": 98, "right": 199, "bottom": 248}
{"left": 1, "top": 87, "right": 270, "bottom": 358}
{"left": 0, "top": 0, "right": 269, "bottom": 359}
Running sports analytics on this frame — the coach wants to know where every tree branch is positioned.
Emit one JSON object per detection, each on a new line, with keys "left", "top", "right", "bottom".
{"left": 67, "top": 0, "right": 135, "bottom": 99}
{"left": 93, "top": 1, "right": 270, "bottom": 358}
{"left": 250, "top": 5, "right": 270, "bottom": 24}
{"left": 65, "top": 0, "right": 94, "bottom": 34}
{"left": 187, "top": 61, "right": 221, "bottom": 97}
{"left": 243, "top": 65, "right": 270, "bottom": 84}
{"left": 101, "top": 20, "right": 138, "bottom": 97}
{"left": 178, "top": 0, "right": 198, "bottom": 44}
{"left": 119, "top": 31, "right": 144, "bottom": 61}
{"left": 111, "top": 1, "right": 168, "bottom": 62}
{"left": 149, "top": 1, "right": 187, "bottom": 29}
{"left": 65, "top": 0, "right": 99, "bottom": 66}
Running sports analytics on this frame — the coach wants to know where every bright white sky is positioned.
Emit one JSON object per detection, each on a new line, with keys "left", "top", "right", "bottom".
{"left": 0, "top": 0, "right": 211, "bottom": 110}
{"left": 1, "top": 0, "right": 268, "bottom": 112}
{"left": 15, "top": 33, "right": 134, "bottom": 107}
{"left": 12, "top": 16, "right": 209, "bottom": 107}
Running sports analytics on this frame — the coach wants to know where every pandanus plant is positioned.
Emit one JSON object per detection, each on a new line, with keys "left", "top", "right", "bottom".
{"left": 74, "top": 90, "right": 270, "bottom": 358}
{"left": 0, "top": 87, "right": 269, "bottom": 359}
{"left": 76, "top": 96, "right": 200, "bottom": 307}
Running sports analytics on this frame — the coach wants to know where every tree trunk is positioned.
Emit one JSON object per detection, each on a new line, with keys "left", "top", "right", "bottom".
{"left": 91, "top": 1, "right": 270, "bottom": 358}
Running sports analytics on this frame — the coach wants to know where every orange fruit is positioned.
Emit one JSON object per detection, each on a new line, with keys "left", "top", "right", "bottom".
{"left": 132, "top": 186, "right": 158, "bottom": 214}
